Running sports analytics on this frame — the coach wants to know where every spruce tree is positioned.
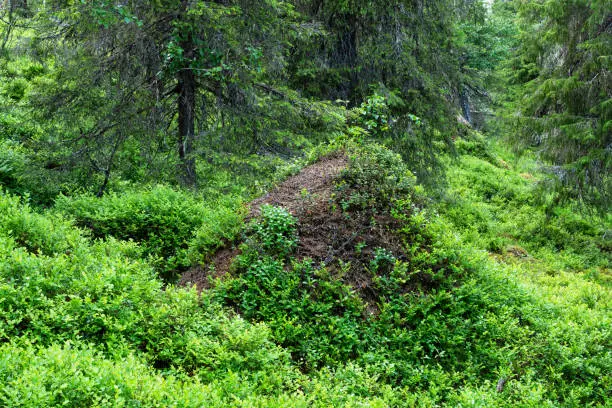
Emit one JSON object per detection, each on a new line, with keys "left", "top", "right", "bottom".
{"left": 29, "top": 0, "right": 293, "bottom": 189}
{"left": 511, "top": 0, "right": 611, "bottom": 209}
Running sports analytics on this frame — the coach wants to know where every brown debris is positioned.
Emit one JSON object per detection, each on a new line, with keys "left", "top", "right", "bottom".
{"left": 506, "top": 245, "right": 530, "bottom": 258}
{"left": 179, "top": 246, "right": 241, "bottom": 290}
{"left": 179, "top": 153, "right": 349, "bottom": 291}
{"left": 179, "top": 151, "right": 409, "bottom": 315}
{"left": 249, "top": 152, "right": 348, "bottom": 218}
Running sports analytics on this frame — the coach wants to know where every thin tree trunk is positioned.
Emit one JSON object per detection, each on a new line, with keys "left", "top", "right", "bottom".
{"left": 174, "top": 0, "right": 197, "bottom": 187}
{"left": 460, "top": 86, "right": 471, "bottom": 124}
{"left": 333, "top": 13, "right": 358, "bottom": 104}
{"left": 2, "top": 0, "right": 30, "bottom": 51}
{"left": 177, "top": 50, "right": 197, "bottom": 187}
{"left": 1, "top": 2, "right": 13, "bottom": 51}
{"left": 95, "top": 131, "right": 123, "bottom": 197}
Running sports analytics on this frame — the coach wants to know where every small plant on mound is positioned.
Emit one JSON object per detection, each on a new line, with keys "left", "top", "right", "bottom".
{"left": 241, "top": 204, "right": 298, "bottom": 265}
{"left": 349, "top": 94, "right": 390, "bottom": 138}
{"left": 369, "top": 247, "right": 396, "bottom": 275}
{"left": 336, "top": 144, "right": 416, "bottom": 212}
{"left": 249, "top": 205, "right": 298, "bottom": 258}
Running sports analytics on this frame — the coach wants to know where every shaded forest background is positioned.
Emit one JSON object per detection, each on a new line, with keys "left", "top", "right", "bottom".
{"left": 1, "top": 0, "right": 606, "bottom": 208}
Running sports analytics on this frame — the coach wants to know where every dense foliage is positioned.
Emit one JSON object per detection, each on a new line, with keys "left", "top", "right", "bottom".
{"left": 505, "top": 0, "right": 610, "bottom": 209}
{"left": 1, "top": 137, "right": 608, "bottom": 406}
{"left": 1, "top": 0, "right": 502, "bottom": 196}
{"left": 1, "top": 0, "right": 610, "bottom": 406}
{"left": 54, "top": 186, "right": 244, "bottom": 279}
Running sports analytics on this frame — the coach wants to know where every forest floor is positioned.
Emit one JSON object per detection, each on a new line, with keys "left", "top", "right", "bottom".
{"left": 2, "top": 134, "right": 609, "bottom": 406}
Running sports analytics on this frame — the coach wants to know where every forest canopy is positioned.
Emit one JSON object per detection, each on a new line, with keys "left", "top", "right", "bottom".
{"left": 1, "top": 0, "right": 608, "bottom": 207}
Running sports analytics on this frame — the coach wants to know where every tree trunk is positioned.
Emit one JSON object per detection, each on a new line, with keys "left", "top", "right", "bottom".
{"left": 331, "top": 13, "right": 358, "bottom": 104}
{"left": 1, "top": 4, "right": 13, "bottom": 51}
{"left": 177, "top": 42, "right": 197, "bottom": 187}
{"left": 460, "top": 86, "right": 472, "bottom": 124}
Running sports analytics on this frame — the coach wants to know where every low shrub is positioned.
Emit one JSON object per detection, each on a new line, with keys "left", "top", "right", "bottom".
{"left": 54, "top": 186, "right": 244, "bottom": 280}
{"left": 0, "top": 341, "right": 300, "bottom": 407}
{"left": 187, "top": 203, "right": 246, "bottom": 264}
{"left": 336, "top": 143, "right": 416, "bottom": 212}
{"left": 0, "top": 141, "right": 28, "bottom": 195}
{"left": 249, "top": 205, "right": 298, "bottom": 257}
{"left": 2, "top": 77, "right": 28, "bottom": 101}
{"left": 216, "top": 257, "right": 366, "bottom": 370}
{"left": 0, "top": 193, "right": 299, "bottom": 396}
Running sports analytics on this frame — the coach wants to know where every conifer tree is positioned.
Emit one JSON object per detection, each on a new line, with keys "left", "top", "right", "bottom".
{"left": 30, "top": 0, "right": 292, "bottom": 189}
{"left": 511, "top": 0, "right": 611, "bottom": 208}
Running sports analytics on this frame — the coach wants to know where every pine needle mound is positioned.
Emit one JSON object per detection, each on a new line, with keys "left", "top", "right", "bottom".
{"left": 181, "top": 145, "right": 454, "bottom": 316}
{"left": 179, "top": 153, "right": 349, "bottom": 290}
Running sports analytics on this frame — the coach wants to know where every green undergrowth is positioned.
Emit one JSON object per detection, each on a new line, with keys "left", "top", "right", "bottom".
{"left": 53, "top": 186, "right": 245, "bottom": 280}
{"left": 211, "top": 142, "right": 610, "bottom": 405}
{"left": 210, "top": 140, "right": 610, "bottom": 405}
{"left": 431, "top": 131, "right": 611, "bottom": 405}
{"left": 0, "top": 192, "right": 302, "bottom": 406}
{"left": 440, "top": 131, "right": 609, "bottom": 271}
{"left": 214, "top": 144, "right": 469, "bottom": 372}
{"left": 50, "top": 139, "right": 346, "bottom": 281}
{"left": 0, "top": 137, "right": 610, "bottom": 406}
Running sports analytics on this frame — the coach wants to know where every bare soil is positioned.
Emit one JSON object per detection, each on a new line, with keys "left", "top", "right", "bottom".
{"left": 248, "top": 152, "right": 348, "bottom": 218}
{"left": 179, "top": 246, "right": 241, "bottom": 290}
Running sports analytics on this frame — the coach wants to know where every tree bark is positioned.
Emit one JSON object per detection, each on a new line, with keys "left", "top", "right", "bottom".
{"left": 334, "top": 13, "right": 358, "bottom": 104}
{"left": 177, "top": 42, "right": 197, "bottom": 187}
{"left": 460, "top": 86, "right": 472, "bottom": 124}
